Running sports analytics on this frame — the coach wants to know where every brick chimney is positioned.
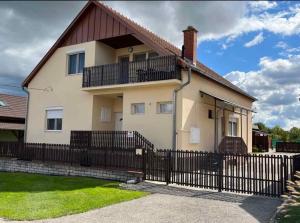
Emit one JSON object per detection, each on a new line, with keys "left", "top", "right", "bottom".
{"left": 183, "top": 26, "right": 198, "bottom": 65}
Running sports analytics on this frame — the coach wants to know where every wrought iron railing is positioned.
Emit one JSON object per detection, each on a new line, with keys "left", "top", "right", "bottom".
{"left": 82, "top": 55, "right": 180, "bottom": 87}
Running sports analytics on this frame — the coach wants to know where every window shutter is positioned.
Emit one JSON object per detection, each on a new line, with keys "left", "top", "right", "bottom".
{"left": 47, "top": 109, "right": 63, "bottom": 119}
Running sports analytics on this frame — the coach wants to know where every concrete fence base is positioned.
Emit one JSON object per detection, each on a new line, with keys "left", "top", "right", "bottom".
{"left": 0, "top": 158, "right": 142, "bottom": 182}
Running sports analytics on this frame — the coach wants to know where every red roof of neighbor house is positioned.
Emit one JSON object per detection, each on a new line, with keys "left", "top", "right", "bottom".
{"left": 0, "top": 93, "right": 27, "bottom": 119}
{"left": 0, "top": 122, "right": 24, "bottom": 130}
{"left": 22, "top": 1, "right": 255, "bottom": 101}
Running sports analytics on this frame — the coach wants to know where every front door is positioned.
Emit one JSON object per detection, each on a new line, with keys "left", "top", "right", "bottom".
{"left": 115, "top": 112, "right": 123, "bottom": 131}
{"left": 119, "top": 56, "right": 129, "bottom": 83}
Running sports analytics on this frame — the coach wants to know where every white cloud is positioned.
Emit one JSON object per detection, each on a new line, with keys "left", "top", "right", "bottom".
{"left": 276, "top": 41, "right": 289, "bottom": 49}
{"left": 248, "top": 1, "right": 278, "bottom": 12}
{"left": 244, "top": 32, "right": 264, "bottom": 47}
{"left": 225, "top": 55, "right": 300, "bottom": 130}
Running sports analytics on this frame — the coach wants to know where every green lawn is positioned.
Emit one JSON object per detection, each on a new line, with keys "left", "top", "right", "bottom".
{"left": 279, "top": 205, "right": 300, "bottom": 223}
{"left": 0, "top": 172, "right": 147, "bottom": 220}
{"left": 278, "top": 183, "right": 300, "bottom": 223}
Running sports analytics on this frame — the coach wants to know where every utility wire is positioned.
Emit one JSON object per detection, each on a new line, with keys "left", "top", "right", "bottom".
{"left": 0, "top": 84, "right": 51, "bottom": 91}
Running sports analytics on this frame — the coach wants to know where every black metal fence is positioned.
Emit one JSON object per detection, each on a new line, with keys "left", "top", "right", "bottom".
{"left": 0, "top": 142, "right": 143, "bottom": 171}
{"left": 276, "top": 142, "right": 300, "bottom": 153}
{"left": 0, "top": 141, "right": 299, "bottom": 197}
{"left": 82, "top": 55, "right": 180, "bottom": 88}
{"left": 145, "top": 149, "right": 297, "bottom": 197}
{"left": 70, "top": 130, "right": 154, "bottom": 151}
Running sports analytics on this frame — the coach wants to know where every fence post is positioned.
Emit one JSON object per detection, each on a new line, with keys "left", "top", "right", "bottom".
{"left": 218, "top": 153, "right": 224, "bottom": 192}
{"left": 283, "top": 155, "right": 288, "bottom": 193}
{"left": 165, "top": 150, "right": 171, "bottom": 185}
{"left": 142, "top": 148, "right": 146, "bottom": 180}
{"left": 42, "top": 143, "right": 46, "bottom": 162}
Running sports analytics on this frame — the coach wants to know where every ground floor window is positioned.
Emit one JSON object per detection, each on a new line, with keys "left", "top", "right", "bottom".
{"left": 228, "top": 117, "right": 238, "bottom": 137}
{"left": 131, "top": 103, "right": 145, "bottom": 114}
{"left": 157, "top": 101, "right": 173, "bottom": 114}
{"left": 46, "top": 108, "right": 63, "bottom": 131}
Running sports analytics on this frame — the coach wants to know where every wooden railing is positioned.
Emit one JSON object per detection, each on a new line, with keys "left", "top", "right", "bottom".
{"left": 82, "top": 55, "right": 180, "bottom": 88}
{"left": 218, "top": 136, "right": 248, "bottom": 154}
{"left": 276, "top": 142, "right": 300, "bottom": 153}
{"left": 70, "top": 130, "right": 154, "bottom": 151}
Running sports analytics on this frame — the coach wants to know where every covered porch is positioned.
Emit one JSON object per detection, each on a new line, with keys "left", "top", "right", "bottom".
{"left": 200, "top": 91, "right": 252, "bottom": 154}
{"left": 91, "top": 93, "right": 124, "bottom": 132}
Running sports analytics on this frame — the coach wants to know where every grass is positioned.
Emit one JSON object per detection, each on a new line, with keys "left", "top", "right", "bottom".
{"left": 279, "top": 204, "right": 300, "bottom": 223}
{"left": 278, "top": 181, "right": 300, "bottom": 223}
{"left": 0, "top": 172, "right": 147, "bottom": 220}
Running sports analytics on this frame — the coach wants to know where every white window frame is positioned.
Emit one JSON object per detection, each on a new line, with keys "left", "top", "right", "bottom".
{"left": 157, "top": 101, "right": 173, "bottom": 114}
{"left": 67, "top": 50, "right": 85, "bottom": 75}
{"left": 100, "top": 107, "right": 112, "bottom": 122}
{"left": 131, "top": 103, "right": 145, "bottom": 115}
{"left": 228, "top": 117, "right": 238, "bottom": 137}
{"left": 45, "top": 107, "right": 63, "bottom": 132}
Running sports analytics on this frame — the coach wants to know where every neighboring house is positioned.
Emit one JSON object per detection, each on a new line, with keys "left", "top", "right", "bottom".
{"left": 252, "top": 124, "right": 271, "bottom": 152}
{"left": 0, "top": 93, "right": 27, "bottom": 142}
{"left": 22, "top": 1, "right": 256, "bottom": 152}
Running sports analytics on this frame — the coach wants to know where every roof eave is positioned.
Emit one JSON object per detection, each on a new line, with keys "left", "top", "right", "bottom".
{"left": 189, "top": 66, "right": 257, "bottom": 102}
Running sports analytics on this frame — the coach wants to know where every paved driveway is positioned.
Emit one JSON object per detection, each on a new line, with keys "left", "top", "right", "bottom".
{"left": 1, "top": 182, "right": 281, "bottom": 223}
{"left": 0, "top": 182, "right": 281, "bottom": 223}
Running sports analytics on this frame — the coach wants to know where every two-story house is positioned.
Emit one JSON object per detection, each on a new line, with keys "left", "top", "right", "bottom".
{"left": 22, "top": 1, "right": 256, "bottom": 152}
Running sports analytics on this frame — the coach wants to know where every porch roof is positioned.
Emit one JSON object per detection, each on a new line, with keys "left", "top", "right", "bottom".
{"left": 199, "top": 91, "right": 255, "bottom": 112}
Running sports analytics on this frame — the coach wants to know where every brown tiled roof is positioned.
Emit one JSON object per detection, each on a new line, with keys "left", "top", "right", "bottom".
{"left": 0, "top": 122, "right": 24, "bottom": 130}
{"left": 23, "top": 1, "right": 255, "bottom": 101}
{"left": 0, "top": 93, "right": 27, "bottom": 119}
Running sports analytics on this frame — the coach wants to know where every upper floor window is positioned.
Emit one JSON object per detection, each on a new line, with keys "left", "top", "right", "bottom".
{"left": 46, "top": 108, "right": 63, "bottom": 131}
{"left": 68, "top": 52, "right": 85, "bottom": 75}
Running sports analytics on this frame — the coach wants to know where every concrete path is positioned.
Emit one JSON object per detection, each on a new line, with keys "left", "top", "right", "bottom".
{"left": 0, "top": 182, "right": 281, "bottom": 223}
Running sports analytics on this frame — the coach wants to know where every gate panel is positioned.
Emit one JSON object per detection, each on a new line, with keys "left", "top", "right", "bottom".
{"left": 170, "top": 151, "right": 221, "bottom": 190}
{"left": 144, "top": 149, "right": 292, "bottom": 197}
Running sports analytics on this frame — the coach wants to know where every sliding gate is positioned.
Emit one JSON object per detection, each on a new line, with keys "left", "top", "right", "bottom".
{"left": 145, "top": 150, "right": 295, "bottom": 197}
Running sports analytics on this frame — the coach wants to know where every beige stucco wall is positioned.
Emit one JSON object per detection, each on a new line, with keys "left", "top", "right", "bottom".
{"left": 26, "top": 41, "right": 115, "bottom": 143}
{"left": 122, "top": 85, "right": 175, "bottom": 148}
{"left": 176, "top": 70, "right": 253, "bottom": 152}
{"left": 88, "top": 83, "right": 178, "bottom": 148}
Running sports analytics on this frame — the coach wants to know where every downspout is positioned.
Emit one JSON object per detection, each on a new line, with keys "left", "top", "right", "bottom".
{"left": 172, "top": 65, "right": 192, "bottom": 150}
{"left": 22, "top": 87, "right": 30, "bottom": 143}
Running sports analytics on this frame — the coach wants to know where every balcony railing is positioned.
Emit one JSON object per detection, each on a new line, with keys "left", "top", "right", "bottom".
{"left": 82, "top": 55, "right": 180, "bottom": 88}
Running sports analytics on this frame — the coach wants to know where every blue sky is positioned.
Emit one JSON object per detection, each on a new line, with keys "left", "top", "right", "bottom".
{"left": 0, "top": 1, "right": 299, "bottom": 129}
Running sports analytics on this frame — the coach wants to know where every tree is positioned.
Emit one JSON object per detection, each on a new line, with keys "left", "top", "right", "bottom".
{"left": 289, "top": 127, "right": 300, "bottom": 141}
{"left": 255, "top": 122, "right": 270, "bottom": 133}
{"left": 271, "top": 125, "right": 289, "bottom": 141}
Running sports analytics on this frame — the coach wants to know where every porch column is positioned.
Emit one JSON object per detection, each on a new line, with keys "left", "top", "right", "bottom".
{"left": 214, "top": 98, "right": 217, "bottom": 152}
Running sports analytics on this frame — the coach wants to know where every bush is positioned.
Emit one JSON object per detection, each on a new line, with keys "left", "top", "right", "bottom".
{"left": 252, "top": 146, "right": 263, "bottom": 153}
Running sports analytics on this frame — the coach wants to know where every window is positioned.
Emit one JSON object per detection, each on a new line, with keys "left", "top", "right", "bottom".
{"left": 228, "top": 117, "right": 238, "bottom": 137}
{"left": 46, "top": 108, "right": 63, "bottom": 131}
{"left": 100, "top": 107, "right": 111, "bottom": 122}
{"left": 131, "top": 103, "right": 145, "bottom": 114}
{"left": 133, "top": 53, "right": 146, "bottom": 61}
{"left": 157, "top": 102, "right": 173, "bottom": 114}
{"left": 68, "top": 52, "right": 85, "bottom": 74}
{"left": 208, "top": 109, "right": 214, "bottom": 119}
{"left": 148, "top": 51, "right": 159, "bottom": 59}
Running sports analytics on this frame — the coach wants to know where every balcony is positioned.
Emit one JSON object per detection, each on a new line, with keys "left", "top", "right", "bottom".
{"left": 82, "top": 55, "right": 180, "bottom": 88}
